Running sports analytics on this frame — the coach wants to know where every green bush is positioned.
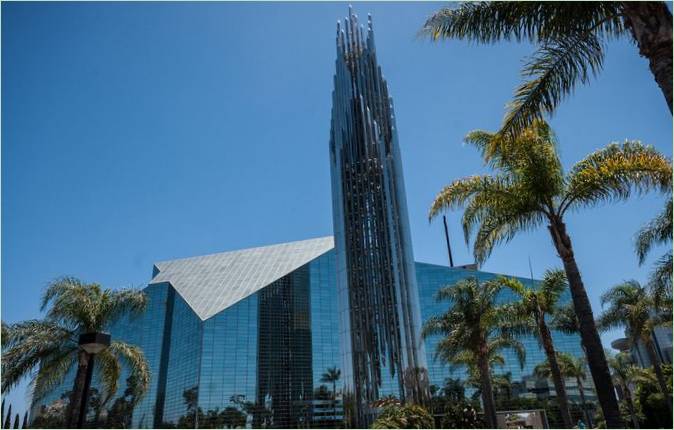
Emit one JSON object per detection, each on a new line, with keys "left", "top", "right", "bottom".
{"left": 440, "top": 400, "right": 484, "bottom": 429}
{"left": 371, "top": 403, "right": 434, "bottom": 429}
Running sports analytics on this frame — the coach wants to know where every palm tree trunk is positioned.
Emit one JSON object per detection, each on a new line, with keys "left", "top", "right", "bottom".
{"left": 66, "top": 350, "right": 91, "bottom": 428}
{"left": 477, "top": 346, "right": 498, "bottom": 429}
{"left": 538, "top": 317, "right": 573, "bottom": 428}
{"left": 548, "top": 219, "right": 623, "bottom": 428}
{"left": 576, "top": 377, "right": 594, "bottom": 428}
{"left": 644, "top": 337, "right": 673, "bottom": 413}
{"left": 620, "top": 382, "right": 639, "bottom": 429}
{"left": 621, "top": 1, "right": 673, "bottom": 113}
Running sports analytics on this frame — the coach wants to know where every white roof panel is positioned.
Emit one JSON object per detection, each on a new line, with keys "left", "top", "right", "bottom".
{"left": 150, "top": 236, "right": 334, "bottom": 320}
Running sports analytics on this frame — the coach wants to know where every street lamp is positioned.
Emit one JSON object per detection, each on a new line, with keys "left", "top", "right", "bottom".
{"left": 77, "top": 332, "right": 111, "bottom": 428}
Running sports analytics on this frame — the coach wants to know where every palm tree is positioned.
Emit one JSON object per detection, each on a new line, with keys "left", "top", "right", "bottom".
{"left": 597, "top": 280, "right": 672, "bottom": 412}
{"left": 320, "top": 366, "right": 341, "bottom": 422}
{"left": 422, "top": 277, "right": 525, "bottom": 428}
{"left": 635, "top": 200, "right": 673, "bottom": 308}
{"left": 535, "top": 352, "right": 593, "bottom": 428}
{"left": 607, "top": 352, "right": 640, "bottom": 429}
{"left": 1, "top": 277, "right": 151, "bottom": 428}
{"left": 429, "top": 120, "right": 671, "bottom": 427}
{"left": 499, "top": 269, "right": 574, "bottom": 427}
{"left": 551, "top": 303, "right": 581, "bottom": 338}
{"left": 421, "top": 2, "right": 672, "bottom": 141}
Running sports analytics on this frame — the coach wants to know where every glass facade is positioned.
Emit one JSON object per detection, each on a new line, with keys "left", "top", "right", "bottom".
{"left": 32, "top": 246, "right": 592, "bottom": 429}
{"left": 329, "top": 8, "right": 427, "bottom": 426}
{"left": 415, "top": 263, "right": 594, "bottom": 407}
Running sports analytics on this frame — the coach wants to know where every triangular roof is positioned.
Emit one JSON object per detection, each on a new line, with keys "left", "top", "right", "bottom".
{"left": 150, "top": 236, "right": 334, "bottom": 320}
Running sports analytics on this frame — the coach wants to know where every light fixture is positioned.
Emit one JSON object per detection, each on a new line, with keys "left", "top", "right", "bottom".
{"left": 78, "top": 332, "right": 111, "bottom": 354}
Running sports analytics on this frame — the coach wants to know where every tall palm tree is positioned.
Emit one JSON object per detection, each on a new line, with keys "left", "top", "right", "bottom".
{"left": 429, "top": 120, "right": 671, "bottom": 428}
{"left": 320, "top": 366, "right": 341, "bottom": 422}
{"left": 499, "top": 269, "right": 574, "bottom": 427}
{"left": 421, "top": 2, "right": 672, "bottom": 141}
{"left": 635, "top": 200, "right": 673, "bottom": 308}
{"left": 1, "top": 277, "right": 151, "bottom": 428}
{"left": 597, "top": 280, "right": 672, "bottom": 412}
{"left": 607, "top": 352, "right": 640, "bottom": 429}
{"left": 535, "top": 352, "right": 593, "bottom": 428}
{"left": 422, "top": 277, "right": 525, "bottom": 428}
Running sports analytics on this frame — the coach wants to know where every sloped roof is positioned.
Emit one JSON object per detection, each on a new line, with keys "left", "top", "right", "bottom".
{"left": 150, "top": 236, "right": 334, "bottom": 320}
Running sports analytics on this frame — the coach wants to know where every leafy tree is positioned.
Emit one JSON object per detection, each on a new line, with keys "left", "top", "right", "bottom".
{"left": 421, "top": 1, "right": 672, "bottom": 141}
{"left": 21, "top": 412, "right": 27, "bottom": 430}
{"left": 371, "top": 403, "right": 434, "bottom": 429}
{"left": 12, "top": 414, "right": 19, "bottom": 429}
{"left": 635, "top": 200, "right": 673, "bottom": 308}
{"left": 1, "top": 277, "right": 150, "bottom": 428}
{"left": 429, "top": 120, "right": 671, "bottom": 427}
{"left": 499, "top": 269, "right": 574, "bottom": 427}
{"left": 535, "top": 352, "right": 593, "bottom": 427}
{"left": 440, "top": 400, "right": 484, "bottom": 429}
{"left": 606, "top": 352, "right": 640, "bottom": 428}
{"left": 320, "top": 366, "right": 341, "bottom": 421}
{"left": 597, "top": 281, "right": 672, "bottom": 411}
{"left": 422, "top": 277, "right": 525, "bottom": 428}
{"left": 631, "top": 364, "right": 673, "bottom": 428}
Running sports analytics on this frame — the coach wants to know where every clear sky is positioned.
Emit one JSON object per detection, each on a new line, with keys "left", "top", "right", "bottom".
{"left": 2, "top": 1, "right": 671, "bottom": 416}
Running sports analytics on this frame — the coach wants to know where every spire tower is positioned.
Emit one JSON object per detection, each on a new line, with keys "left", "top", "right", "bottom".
{"left": 329, "top": 7, "right": 429, "bottom": 427}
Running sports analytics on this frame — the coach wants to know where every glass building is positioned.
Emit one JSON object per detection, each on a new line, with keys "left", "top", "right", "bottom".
{"left": 329, "top": 8, "right": 427, "bottom": 426}
{"left": 31, "top": 8, "right": 592, "bottom": 429}
{"left": 32, "top": 238, "right": 591, "bottom": 428}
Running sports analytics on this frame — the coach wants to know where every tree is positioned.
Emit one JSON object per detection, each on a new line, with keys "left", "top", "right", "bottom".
{"left": 370, "top": 403, "right": 434, "bottom": 429}
{"left": 535, "top": 352, "right": 593, "bottom": 427}
{"left": 421, "top": 277, "right": 525, "bottom": 428}
{"left": 631, "top": 364, "right": 673, "bottom": 429}
{"left": 320, "top": 366, "right": 341, "bottom": 422}
{"left": 429, "top": 120, "right": 671, "bottom": 427}
{"left": 12, "top": 414, "right": 19, "bottom": 429}
{"left": 499, "top": 269, "right": 574, "bottom": 427}
{"left": 607, "top": 352, "right": 640, "bottom": 428}
{"left": 421, "top": 2, "right": 672, "bottom": 141}
{"left": 1, "top": 277, "right": 150, "bottom": 428}
{"left": 21, "top": 412, "right": 27, "bottom": 430}
{"left": 597, "top": 280, "right": 672, "bottom": 412}
{"left": 635, "top": 200, "right": 673, "bottom": 308}
{"left": 552, "top": 303, "right": 581, "bottom": 337}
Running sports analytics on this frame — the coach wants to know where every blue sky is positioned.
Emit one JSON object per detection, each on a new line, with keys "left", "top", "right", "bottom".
{"left": 2, "top": 1, "right": 671, "bottom": 415}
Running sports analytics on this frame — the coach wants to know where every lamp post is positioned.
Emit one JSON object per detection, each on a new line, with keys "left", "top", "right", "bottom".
{"left": 77, "top": 332, "right": 111, "bottom": 429}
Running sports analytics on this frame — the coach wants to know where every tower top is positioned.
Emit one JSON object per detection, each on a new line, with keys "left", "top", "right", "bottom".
{"left": 336, "top": 7, "right": 375, "bottom": 58}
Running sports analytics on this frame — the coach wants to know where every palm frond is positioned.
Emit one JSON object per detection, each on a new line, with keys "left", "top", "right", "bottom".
{"left": 563, "top": 141, "right": 672, "bottom": 214}
{"left": 97, "top": 288, "right": 147, "bottom": 329}
{"left": 500, "top": 32, "right": 604, "bottom": 139}
{"left": 420, "top": 2, "right": 623, "bottom": 43}
{"left": 472, "top": 208, "right": 545, "bottom": 265}
{"left": 551, "top": 303, "right": 580, "bottom": 335}
{"left": 538, "top": 269, "right": 568, "bottom": 310}
{"left": 1, "top": 320, "right": 76, "bottom": 394}
{"left": 635, "top": 200, "right": 672, "bottom": 265}
{"left": 649, "top": 251, "right": 673, "bottom": 309}
{"left": 107, "top": 341, "right": 150, "bottom": 403}
{"left": 29, "top": 347, "right": 77, "bottom": 402}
